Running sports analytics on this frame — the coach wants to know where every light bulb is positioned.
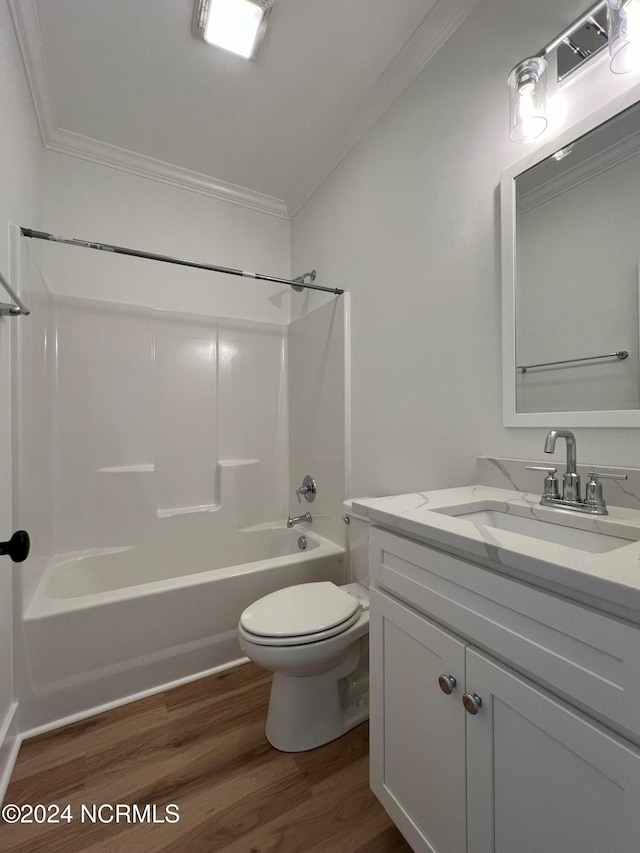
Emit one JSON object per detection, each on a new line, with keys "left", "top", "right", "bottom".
{"left": 203, "top": 0, "right": 266, "bottom": 59}
{"left": 608, "top": 0, "right": 640, "bottom": 73}
{"left": 508, "top": 57, "right": 548, "bottom": 143}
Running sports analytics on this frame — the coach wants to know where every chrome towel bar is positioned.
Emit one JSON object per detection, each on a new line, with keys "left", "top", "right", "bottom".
{"left": 518, "top": 350, "right": 628, "bottom": 373}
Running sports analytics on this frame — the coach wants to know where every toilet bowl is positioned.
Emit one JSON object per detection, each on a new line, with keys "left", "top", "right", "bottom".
{"left": 239, "top": 580, "right": 369, "bottom": 752}
{"left": 238, "top": 504, "right": 370, "bottom": 752}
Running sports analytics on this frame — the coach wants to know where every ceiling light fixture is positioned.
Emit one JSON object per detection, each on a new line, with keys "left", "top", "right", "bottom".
{"left": 192, "top": 0, "right": 274, "bottom": 60}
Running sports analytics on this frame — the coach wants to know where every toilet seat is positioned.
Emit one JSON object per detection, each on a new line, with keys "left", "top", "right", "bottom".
{"left": 239, "top": 582, "right": 361, "bottom": 647}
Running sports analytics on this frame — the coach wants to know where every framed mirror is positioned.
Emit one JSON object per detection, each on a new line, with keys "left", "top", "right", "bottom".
{"left": 502, "top": 83, "right": 640, "bottom": 427}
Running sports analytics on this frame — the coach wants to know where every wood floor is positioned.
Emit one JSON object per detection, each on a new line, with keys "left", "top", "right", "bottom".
{"left": 1, "top": 663, "right": 411, "bottom": 852}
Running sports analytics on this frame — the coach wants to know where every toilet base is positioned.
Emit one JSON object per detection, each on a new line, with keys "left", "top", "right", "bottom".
{"left": 265, "top": 643, "right": 369, "bottom": 752}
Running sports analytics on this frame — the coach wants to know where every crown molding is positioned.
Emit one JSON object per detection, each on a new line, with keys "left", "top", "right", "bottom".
{"left": 41, "top": 127, "right": 290, "bottom": 219}
{"left": 285, "top": 0, "right": 482, "bottom": 216}
{"left": 8, "top": 0, "right": 289, "bottom": 220}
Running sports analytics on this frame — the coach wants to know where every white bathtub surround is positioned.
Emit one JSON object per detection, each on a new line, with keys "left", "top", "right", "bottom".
{"left": 21, "top": 527, "right": 344, "bottom": 730}
{"left": 288, "top": 297, "right": 348, "bottom": 548}
{"left": 48, "top": 297, "right": 289, "bottom": 561}
{"left": 353, "top": 485, "right": 640, "bottom": 624}
{"left": 12, "top": 248, "right": 55, "bottom": 608}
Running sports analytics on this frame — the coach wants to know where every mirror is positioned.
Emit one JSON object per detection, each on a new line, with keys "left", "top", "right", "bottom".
{"left": 502, "top": 91, "right": 640, "bottom": 427}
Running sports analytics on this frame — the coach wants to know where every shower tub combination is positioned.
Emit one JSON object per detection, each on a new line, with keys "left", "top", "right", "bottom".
{"left": 15, "top": 241, "right": 348, "bottom": 733}
{"left": 22, "top": 525, "right": 344, "bottom": 729}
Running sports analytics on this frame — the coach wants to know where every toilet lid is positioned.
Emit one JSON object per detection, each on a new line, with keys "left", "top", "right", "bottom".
{"left": 240, "top": 582, "right": 359, "bottom": 638}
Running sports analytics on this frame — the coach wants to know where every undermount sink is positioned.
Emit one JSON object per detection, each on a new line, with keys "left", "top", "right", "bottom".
{"left": 436, "top": 506, "right": 638, "bottom": 554}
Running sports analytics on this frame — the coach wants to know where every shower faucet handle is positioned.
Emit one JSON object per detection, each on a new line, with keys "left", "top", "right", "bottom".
{"left": 296, "top": 475, "right": 317, "bottom": 503}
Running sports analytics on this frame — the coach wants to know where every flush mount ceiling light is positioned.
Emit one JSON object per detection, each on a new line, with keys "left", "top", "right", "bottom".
{"left": 192, "top": 0, "right": 274, "bottom": 59}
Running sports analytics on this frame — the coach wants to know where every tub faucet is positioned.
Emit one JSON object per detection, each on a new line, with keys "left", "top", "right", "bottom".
{"left": 287, "top": 512, "right": 312, "bottom": 528}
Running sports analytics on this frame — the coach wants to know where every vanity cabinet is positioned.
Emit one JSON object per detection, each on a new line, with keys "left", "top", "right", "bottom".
{"left": 369, "top": 527, "right": 640, "bottom": 853}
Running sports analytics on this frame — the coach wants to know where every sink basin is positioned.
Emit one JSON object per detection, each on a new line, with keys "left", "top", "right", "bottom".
{"left": 437, "top": 507, "right": 637, "bottom": 553}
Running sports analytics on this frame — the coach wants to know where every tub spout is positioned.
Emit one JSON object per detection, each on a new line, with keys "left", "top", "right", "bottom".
{"left": 287, "top": 512, "right": 312, "bottom": 528}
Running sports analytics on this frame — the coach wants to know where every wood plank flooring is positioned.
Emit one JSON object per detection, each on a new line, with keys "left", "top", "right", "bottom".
{"left": 1, "top": 663, "right": 411, "bottom": 852}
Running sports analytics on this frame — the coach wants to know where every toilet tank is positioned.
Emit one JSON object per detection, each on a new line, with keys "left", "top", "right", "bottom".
{"left": 343, "top": 500, "right": 370, "bottom": 589}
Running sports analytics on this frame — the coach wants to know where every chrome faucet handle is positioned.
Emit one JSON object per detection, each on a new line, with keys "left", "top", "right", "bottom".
{"left": 587, "top": 471, "right": 628, "bottom": 481}
{"left": 584, "top": 471, "right": 627, "bottom": 511}
{"left": 525, "top": 465, "right": 560, "bottom": 499}
{"left": 296, "top": 475, "right": 317, "bottom": 503}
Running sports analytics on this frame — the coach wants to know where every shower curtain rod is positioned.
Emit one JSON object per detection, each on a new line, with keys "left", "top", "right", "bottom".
{"left": 21, "top": 228, "right": 344, "bottom": 296}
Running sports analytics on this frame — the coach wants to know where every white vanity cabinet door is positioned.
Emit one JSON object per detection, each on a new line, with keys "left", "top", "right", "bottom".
{"left": 465, "top": 647, "right": 640, "bottom": 853}
{"left": 370, "top": 587, "right": 467, "bottom": 853}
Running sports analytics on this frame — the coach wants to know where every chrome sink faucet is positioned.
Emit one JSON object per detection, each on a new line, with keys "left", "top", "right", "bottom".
{"left": 526, "top": 429, "right": 627, "bottom": 515}
{"left": 544, "top": 429, "right": 580, "bottom": 502}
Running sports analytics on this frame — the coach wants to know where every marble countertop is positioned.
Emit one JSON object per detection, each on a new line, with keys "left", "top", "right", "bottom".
{"left": 352, "top": 486, "right": 640, "bottom": 623}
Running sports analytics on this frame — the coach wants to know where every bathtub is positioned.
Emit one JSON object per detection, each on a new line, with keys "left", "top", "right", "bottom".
{"left": 21, "top": 526, "right": 345, "bottom": 730}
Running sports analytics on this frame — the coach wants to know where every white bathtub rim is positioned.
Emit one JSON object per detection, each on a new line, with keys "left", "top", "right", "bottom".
{"left": 26, "top": 529, "right": 344, "bottom": 620}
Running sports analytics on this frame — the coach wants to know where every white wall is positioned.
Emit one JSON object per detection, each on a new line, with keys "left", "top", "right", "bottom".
{"left": 291, "top": 0, "right": 640, "bottom": 499}
{"left": 41, "top": 151, "right": 291, "bottom": 323}
{"left": 0, "top": 0, "right": 42, "bottom": 788}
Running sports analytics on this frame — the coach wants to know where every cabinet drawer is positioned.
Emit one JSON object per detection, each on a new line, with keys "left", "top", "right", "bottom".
{"left": 370, "top": 526, "right": 640, "bottom": 739}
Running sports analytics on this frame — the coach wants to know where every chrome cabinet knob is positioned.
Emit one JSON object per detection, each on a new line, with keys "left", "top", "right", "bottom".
{"left": 438, "top": 674, "right": 457, "bottom": 695}
{"left": 462, "top": 692, "right": 482, "bottom": 715}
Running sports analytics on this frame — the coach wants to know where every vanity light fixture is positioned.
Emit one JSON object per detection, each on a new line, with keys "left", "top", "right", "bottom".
{"left": 508, "top": 57, "right": 549, "bottom": 143}
{"left": 192, "top": 0, "right": 273, "bottom": 59}
{"left": 509, "top": 2, "right": 618, "bottom": 143}
{"left": 607, "top": 0, "right": 640, "bottom": 72}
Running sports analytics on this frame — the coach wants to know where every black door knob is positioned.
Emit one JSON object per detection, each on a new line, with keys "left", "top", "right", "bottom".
{"left": 0, "top": 530, "right": 30, "bottom": 562}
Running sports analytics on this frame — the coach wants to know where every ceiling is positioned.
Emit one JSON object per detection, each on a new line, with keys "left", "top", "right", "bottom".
{"left": 11, "top": 0, "right": 478, "bottom": 218}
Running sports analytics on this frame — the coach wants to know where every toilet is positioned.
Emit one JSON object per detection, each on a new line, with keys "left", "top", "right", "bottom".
{"left": 238, "top": 503, "right": 370, "bottom": 752}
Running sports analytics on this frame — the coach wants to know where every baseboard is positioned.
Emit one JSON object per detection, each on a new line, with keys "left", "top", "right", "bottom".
{"left": 0, "top": 702, "right": 21, "bottom": 804}
{"left": 20, "top": 656, "right": 250, "bottom": 741}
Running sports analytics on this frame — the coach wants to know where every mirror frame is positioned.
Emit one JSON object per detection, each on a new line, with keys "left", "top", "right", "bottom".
{"left": 502, "top": 81, "right": 640, "bottom": 427}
